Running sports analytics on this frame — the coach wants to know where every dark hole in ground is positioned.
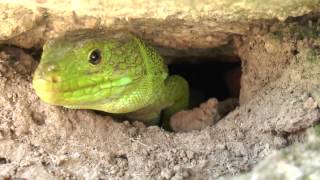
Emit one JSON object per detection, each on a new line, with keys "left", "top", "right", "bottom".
{"left": 168, "top": 59, "right": 242, "bottom": 107}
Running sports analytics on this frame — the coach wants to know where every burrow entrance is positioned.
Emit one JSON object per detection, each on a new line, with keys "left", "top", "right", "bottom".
{"left": 168, "top": 58, "right": 242, "bottom": 108}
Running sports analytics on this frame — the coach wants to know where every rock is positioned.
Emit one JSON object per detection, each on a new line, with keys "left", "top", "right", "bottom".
{"left": 1, "top": 0, "right": 320, "bottom": 58}
{"left": 222, "top": 126, "right": 320, "bottom": 180}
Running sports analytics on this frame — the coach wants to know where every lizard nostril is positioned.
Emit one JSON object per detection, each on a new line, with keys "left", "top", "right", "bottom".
{"left": 38, "top": 63, "right": 61, "bottom": 83}
{"left": 49, "top": 75, "right": 60, "bottom": 83}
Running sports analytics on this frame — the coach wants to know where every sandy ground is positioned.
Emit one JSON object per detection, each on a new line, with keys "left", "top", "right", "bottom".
{"left": 0, "top": 22, "right": 319, "bottom": 179}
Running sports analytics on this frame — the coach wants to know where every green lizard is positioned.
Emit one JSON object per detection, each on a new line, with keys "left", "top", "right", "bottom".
{"left": 32, "top": 30, "right": 189, "bottom": 129}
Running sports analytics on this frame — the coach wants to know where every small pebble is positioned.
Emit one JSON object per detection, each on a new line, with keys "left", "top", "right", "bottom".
{"left": 186, "top": 151, "right": 194, "bottom": 159}
{"left": 304, "top": 97, "right": 317, "bottom": 109}
{"left": 161, "top": 168, "right": 174, "bottom": 179}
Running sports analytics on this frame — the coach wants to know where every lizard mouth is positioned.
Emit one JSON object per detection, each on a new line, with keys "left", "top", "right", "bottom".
{"left": 32, "top": 73, "right": 133, "bottom": 106}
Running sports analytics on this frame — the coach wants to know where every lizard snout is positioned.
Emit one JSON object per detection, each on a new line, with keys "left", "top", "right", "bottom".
{"left": 35, "top": 62, "right": 61, "bottom": 83}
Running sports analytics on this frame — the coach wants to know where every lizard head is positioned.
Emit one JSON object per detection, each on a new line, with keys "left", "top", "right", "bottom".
{"left": 33, "top": 31, "right": 148, "bottom": 109}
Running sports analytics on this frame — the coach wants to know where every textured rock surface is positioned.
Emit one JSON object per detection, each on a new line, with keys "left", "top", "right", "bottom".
{"left": 237, "top": 33, "right": 294, "bottom": 104}
{"left": 222, "top": 126, "right": 320, "bottom": 180}
{"left": 1, "top": 0, "right": 320, "bottom": 57}
{"left": 238, "top": 21, "right": 320, "bottom": 103}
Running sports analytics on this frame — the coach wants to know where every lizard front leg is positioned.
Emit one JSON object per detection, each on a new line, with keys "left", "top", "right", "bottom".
{"left": 125, "top": 75, "right": 189, "bottom": 129}
{"left": 161, "top": 75, "right": 189, "bottom": 130}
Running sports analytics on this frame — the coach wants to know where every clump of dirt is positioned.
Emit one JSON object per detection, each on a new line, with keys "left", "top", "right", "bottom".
{"left": 0, "top": 22, "right": 320, "bottom": 179}
{"left": 170, "top": 98, "right": 238, "bottom": 132}
{"left": 170, "top": 98, "right": 221, "bottom": 132}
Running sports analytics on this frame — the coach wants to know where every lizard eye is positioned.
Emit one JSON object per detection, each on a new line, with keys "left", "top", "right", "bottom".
{"left": 89, "top": 49, "right": 102, "bottom": 65}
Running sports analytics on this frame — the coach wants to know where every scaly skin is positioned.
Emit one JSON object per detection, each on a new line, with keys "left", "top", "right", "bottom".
{"left": 32, "top": 30, "right": 189, "bottom": 127}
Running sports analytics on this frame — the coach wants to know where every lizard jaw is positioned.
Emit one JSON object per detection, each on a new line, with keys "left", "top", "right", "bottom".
{"left": 33, "top": 75, "right": 133, "bottom": 106}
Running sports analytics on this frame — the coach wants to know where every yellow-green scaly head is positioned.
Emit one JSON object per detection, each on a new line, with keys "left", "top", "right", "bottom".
{"left": 33, "top": 30, "right": 167, "bottom": 111}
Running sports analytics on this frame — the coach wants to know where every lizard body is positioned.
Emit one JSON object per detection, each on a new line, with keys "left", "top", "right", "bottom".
{"left": 33, "top": 30, "right": 189, "bottom": 127}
